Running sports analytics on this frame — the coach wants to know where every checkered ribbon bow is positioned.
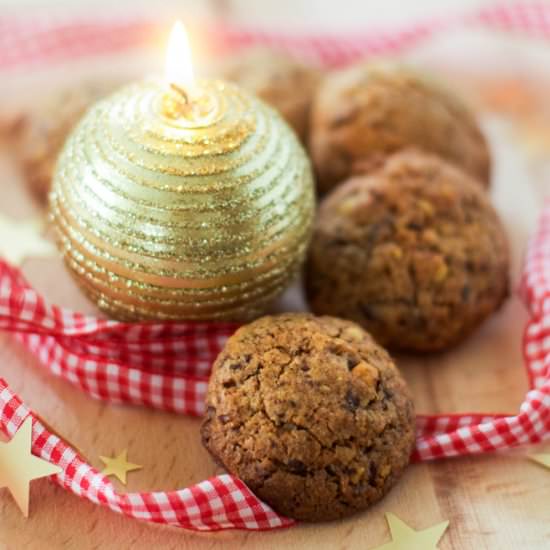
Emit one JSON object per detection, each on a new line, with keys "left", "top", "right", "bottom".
{"left": 1, "top": 1, "right": 550, "bottom": 532}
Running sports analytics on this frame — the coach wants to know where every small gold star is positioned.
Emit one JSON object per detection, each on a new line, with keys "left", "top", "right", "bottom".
{"left": 530, "top": 454, "right": 550, "bottom": 469}
{"left": 0, "top": 417, "right": 62, "bottom": 517}
{"left": 374, "top": 513, "right": 449, "bottom": 550}
{"left": 99, "top": 450, "right": 142, "bottom": 485}
{"left": 0, "top": 214, "right": 56, "bottom": 265}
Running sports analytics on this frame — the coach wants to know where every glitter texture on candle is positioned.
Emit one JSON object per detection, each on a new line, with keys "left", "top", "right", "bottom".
{"left": 49, "top": 79, "right": 315, "bottom": 321}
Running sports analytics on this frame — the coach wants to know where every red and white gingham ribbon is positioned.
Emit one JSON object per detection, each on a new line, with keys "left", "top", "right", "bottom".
{"left": 411, "top": 199, "right": 550, "bottom": 460}
{"left": 0, "top": 380, "right": 293, "bottom": 530}
{"left": 1, "top": 202, "right": 549, "bottom": 529}
{"left": 0, "top": 263, "right": 296, "bottom": 530}
{"left": 2, "top": 2, "right": 550, "bottom": 70}
{"left": 1, "top": 2, "right": 550, "bottom": 531}
{"left": 0, "top": 261, "right": 238, "bottom": 417}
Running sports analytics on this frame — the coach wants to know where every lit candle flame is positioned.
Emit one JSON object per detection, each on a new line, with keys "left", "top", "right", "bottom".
{"left": 165, "top": 21, "right": 195, "bottom": 92}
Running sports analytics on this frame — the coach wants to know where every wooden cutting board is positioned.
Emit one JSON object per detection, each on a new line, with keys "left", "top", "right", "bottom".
{"left": 1, "top": 42, "right": 550, "bottom": 550}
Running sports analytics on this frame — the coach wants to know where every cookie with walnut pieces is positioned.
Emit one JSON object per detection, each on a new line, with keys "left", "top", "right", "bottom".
{"left": 220, "top": 48, "right": 322, "bottom": 143}
{"left": 201, "top": 313, "right": 415, "bottom": 522}
{"left": 8, "top": 81, "right": 120, "bottom": 204}
{"left": 305, "top": 150, "right": 509, "bottom": 352}
{"left": 309, "top": 61, "right": 491, "bottom": 194}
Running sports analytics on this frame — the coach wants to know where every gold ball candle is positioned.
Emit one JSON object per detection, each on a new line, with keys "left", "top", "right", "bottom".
{"left": 49, "top": 23, "right": 315, "bottom": 321}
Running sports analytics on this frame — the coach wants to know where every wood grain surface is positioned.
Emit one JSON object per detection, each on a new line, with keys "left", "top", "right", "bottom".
{"left": 1, "top": 18, "right": 550, "bottom": 550}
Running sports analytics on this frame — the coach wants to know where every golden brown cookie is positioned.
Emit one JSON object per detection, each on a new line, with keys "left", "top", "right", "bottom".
{"left": 305, "top": 150, "right": 509, "bottom": 352}
{"left": 10, "top": 82, "right": 119, "bottom": 204}
{"left": 220, "top": 48, "right": 322, "bottom": 142}
{"left": 201, "top": 313, "right": 415, "bottom": 522}
{"left": 309, "top": 62, "right": 491, "bottom": 194}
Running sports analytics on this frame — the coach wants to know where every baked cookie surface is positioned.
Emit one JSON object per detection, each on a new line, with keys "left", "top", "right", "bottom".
{"left": 220, "top": 48, "right": 321, "bottom": 143}
{"left": 309, "top": 62, "right": 491, "bottom": 194}
{"left": 201, "top": 313, "right": 415, "bottom": 521}
{"left": 306, "top": 150, "right": 509, "bottom": 352}
{"left": 10, "top": 81, "right": 118, "bottom": 204}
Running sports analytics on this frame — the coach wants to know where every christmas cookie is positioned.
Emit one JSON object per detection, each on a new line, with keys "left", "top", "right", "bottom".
{"left": 201, "top": 313, "right": 415, "bottom": 521}
{"left": 10, "top": 81, "right": 119, "bottom": 204}
{"left": 309, "top": 61, "right": 490, "bottom": 194}
{"left": 220, "top": 48, "right": 322, "bottom": 142}
{"left": 305, "top": 150, "right": 509, "bottom": 352}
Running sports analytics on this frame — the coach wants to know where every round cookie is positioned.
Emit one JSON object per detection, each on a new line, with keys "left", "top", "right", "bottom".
{"left": 309, "top": 61, "right": 491, "bottom": 194}
{"left": 201, "top": 313, "right": 415, "bottom": 522}
{"left": 305, "top": 150, "right": 509, "bottom": 352}
{"left": 220, "top": 48, "right": 322, "bottom": 143}
{"left": 10, "top": 81, "right": 119, "bottom": 204}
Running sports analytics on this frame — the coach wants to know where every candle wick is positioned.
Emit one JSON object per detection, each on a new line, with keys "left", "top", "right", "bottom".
{"left": 170, "top": 83, "right": 190, "bottom": 104}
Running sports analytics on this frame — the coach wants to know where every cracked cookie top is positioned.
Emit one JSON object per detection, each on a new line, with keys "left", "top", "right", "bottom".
{"left": 219, "top": 47, "right": 322, "bottom": 144}
{"left": 200, "top": 313, "right": 415, "bottom": 521}
{"left": 309, "top": 61, "right": 491, "bottom": 194}
{"left": 305, "top": 149, "right": 510, "bottom": 352}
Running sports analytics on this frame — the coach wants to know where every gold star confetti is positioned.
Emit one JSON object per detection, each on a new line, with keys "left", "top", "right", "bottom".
{"left": 99, "top": 450, "right": 142, "bottom": 485}
{"left": 529, "top": 454, "right": 550, "bottom": 470}
{"left": 0, "top": 417, "right": 62, "bottom": 517}
{"left": 0, "top": 214, "right": 56, "bottom": 265}
{"left": 374, "top": 513, "right": 449, "bottom": 550}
